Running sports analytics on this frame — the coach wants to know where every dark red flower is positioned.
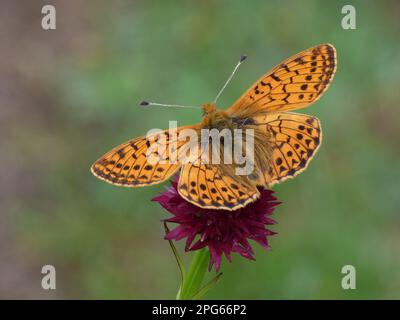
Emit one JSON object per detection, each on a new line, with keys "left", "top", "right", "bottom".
{"left": 152, "top": 179, "right": 281, "bottom": 272}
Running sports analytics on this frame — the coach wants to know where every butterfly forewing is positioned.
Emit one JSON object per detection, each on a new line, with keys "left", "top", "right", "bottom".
{"left": 91, "top": 125, "right": 200, "bottom": 186}
{"left": 227, "top": 44, "right": 336, "bottom": 117}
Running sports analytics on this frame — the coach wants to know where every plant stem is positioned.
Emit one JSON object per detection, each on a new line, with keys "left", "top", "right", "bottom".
{"left": 177, "top": 248, "right": 209, "bottom": 300}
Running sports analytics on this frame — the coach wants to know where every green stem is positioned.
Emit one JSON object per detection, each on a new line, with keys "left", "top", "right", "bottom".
{"left": 177, "top": 248, "right": 209, "bottom": 300}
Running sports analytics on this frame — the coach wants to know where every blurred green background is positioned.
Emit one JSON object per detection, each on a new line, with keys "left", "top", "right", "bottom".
{"left": 1, "top": 0, "right": 400, "bottom": 299}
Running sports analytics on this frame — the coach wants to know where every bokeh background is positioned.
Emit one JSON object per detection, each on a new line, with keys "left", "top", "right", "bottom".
{"left": 1, "top": 0, "right": 400, "bottom": 299}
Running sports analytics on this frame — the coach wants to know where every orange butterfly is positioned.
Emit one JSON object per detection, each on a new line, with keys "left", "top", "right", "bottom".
{"left": 91, "top": 44, "right": 337, "bottom": 210}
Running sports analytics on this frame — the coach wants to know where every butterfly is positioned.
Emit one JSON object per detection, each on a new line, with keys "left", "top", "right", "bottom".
{"left": 91, "top": 44, "right": 337, "bottom": 211}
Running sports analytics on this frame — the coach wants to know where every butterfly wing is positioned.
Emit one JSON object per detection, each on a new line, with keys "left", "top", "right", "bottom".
{"left": 177, "top": 162, "right": 260, "bottom": 211}
{"left": 91, "top": 125, "right": 201, "bottom": 186}
{"left": 250, "top": 112, "right": 322, "bottom": 186}
{"left": 227, "top": 44, "right": 336, "bottom": 117}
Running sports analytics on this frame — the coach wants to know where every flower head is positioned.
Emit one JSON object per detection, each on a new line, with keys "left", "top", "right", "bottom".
{"left": 153, "top": 179, "right": 281, "bottom": 272}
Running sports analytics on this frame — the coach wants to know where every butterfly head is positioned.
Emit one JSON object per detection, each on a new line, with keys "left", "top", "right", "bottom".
{"left": 202, "top": 103, "right": 221, "bottom": 126}
{"left": 201, "top": 103, "right": 232, "bottom": 130}
{"left": 202, "top": 103, "right": 217, "bottom": 116}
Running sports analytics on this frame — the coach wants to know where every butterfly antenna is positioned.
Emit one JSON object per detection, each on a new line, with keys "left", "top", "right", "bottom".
{"left": 213, "top": 54, "right": 247, "bottom": 104}
{"left": 139, "top": 101, "right": 200, "bottom": 109}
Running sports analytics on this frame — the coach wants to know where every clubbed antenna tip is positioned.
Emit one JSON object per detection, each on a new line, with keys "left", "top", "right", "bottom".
{"left": 213, "top": 53, "right": 248, "bottom": 104}
{"left": 138, "top": 100, "right": 200, "bottom": 109}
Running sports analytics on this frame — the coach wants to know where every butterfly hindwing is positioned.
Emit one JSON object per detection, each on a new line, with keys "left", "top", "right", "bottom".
{"left": 227, "top": 44, "right": 336, "bottom": 117}
{"left": 177, "top": 163, "right": 260, "bottom": 211}
{"left": 250, "top": 112, "right": 322, "bottom": 186}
